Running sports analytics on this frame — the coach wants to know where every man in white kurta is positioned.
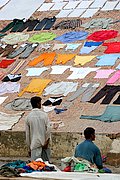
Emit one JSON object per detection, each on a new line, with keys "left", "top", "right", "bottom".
{"left": 25, "top": 96, "right": 51, "bottom": 161}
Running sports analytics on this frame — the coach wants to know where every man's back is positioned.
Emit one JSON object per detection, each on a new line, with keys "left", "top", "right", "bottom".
{"left": 25, "top": 108, "right": 50, "bottom": 150}
{"left": 75, "top": 140, "right": 103, "bottom": 169}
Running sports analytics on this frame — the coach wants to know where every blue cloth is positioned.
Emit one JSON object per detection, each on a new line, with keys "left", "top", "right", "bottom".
{"left": 96, "top": 54, "right": 120, "bottom": 66}
{"left": 75, "top": 140, "right": 103, "bottom": 169}
{"left": 54, "top": 108, "right": 67, "bottom": 114}
{"left": 79, "top": 41, "right": 103, "bottom": 54}
{"left": 55, "top": 31, "right": 88, "bottom": 43}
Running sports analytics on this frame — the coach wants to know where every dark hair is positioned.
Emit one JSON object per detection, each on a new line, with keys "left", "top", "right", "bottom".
{"left": 84, "top": 127, "right": 95, "bottom": 139}
{"left": 30, "top": 96, "right": 42, "bottom": 108}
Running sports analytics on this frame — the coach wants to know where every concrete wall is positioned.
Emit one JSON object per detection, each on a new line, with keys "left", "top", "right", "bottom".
{"left": 0, "top": 131, "right": 120, "bottom": 166}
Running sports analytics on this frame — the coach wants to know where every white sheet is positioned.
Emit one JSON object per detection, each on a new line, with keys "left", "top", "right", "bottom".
{"left": 63, "top": 1, "right": 80, "bottom": 9}
{"left": 51, "top": 2, "right": 67, "bottom": 10}
{"left": 0, "top": 111, "right": 23, "bottom": 130}
{"left": 20, "top": 171, "right": 120, "bottom": 180}
{"left": 50, "top": 66, "right": 71, "bottom": 74}
{"left": 68, "top": 8, "right": 86, "bottom": 17}
{"left": 0, "top": 0, "right": 9, "bottom": 7}
{"left": 0, "top": 96, "right": 8, "bottom": 105}
{"left": 56, "top": 9, "right": 73, "bottom": 18}
{"left": 90, "top": 0, "right": 106, "bottom": 8}
{"left": 76, "top": 0, "right": 94, "bottom": 9}
{"left": 37, "top": 3, "right": 54, "bottom": 11}
{"left": 81, "top": 8, "right": 99, "bottom": 18}
{"left": 115, "top": 2, "right": 120, "bottom": 10}
{"left": 0, "top": 0, "right": 44, "bottom": 20}
{"left": 101, "top": 1, "right": 119, "bottom": 11}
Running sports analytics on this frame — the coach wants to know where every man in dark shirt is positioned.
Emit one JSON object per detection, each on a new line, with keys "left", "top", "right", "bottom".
{"left": 74, "top": 127, "right": 103, "bottom": 169}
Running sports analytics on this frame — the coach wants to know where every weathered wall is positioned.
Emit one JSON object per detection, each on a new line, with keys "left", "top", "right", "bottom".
{"left": 0, "top": 131, "right": 120, "bottom": 165}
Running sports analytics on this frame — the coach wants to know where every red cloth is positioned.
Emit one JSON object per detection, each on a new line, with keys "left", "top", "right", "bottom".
{"left": 0, "top": 59, "right": 15, "bottom": 68}
{"left": 103, "top": 42, "right": 120, "bottom": 53}
{"left": 87, "top": 30, "right": 118, "bottom": 41}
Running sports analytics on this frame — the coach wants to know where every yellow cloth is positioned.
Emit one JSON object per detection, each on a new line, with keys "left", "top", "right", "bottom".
{"left": 74, "top": 55, "right": 96, "bottom": 66}
{"left": 18, "top": 79, "right": 51, "bottom": 96}
{"left": 56, "top": 54, "right": 76, "bottom": 65}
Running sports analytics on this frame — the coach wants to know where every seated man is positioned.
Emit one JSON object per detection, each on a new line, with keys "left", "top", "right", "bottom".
{"left": 74, "top": 127, "right": 103, "bottom": 169}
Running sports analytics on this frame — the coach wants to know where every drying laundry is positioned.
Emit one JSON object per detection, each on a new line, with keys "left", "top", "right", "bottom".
{"left": 56, "top": 9, "right": 73, "bottom": 18}
{"left": 0, "top": 82, "right": 20, "bottom": 95}
{"left": 50, "top": 65, "right": 71, "bottom": 74}
{"left": 89, "top": 85, "right": 120, "bottom": 104}
{"left": 28, "top": 52, "right": 56, "bottom": 66}
{"left": 67, "top": 83, "right": 100, "bottom": 102}
{"left": 0, "top": 59, "right": 15, "bottom": 68}
{"left": 53, "top": 44, "right": 66, "bottom": 50}
{"left": 2, "top": 74, "right": 22, "bottom": 82}
{"left": 68, "top": 9, "right": 86, "bottom": 18}
{"left": 51, "top": 2, "right": 67, "bottom": 10}
{"left": 26, "top": 67, "right": 49, "bottom": 76}
{"left": 0, "top": 111, "right": 24, "bottom": 130}
{"left": 17, "top": 19, "right": 39, "bottom": 32}
{"left": 34, "top": 17, "right": 56, "bottom": 31}
{"left": 5, "top": 98, "right": 32, "bottom": 111}
{"left": 67, "top": 67, "right": 100, "bottom": 79}
{"left": 43, "top": 106, "right": 55, "bottom": 113}
{"left": 79, "top": 41, "right": 103, "bottom": 54}
{"left": 102, "top": 42, "right": 120, "bottom": 54}
{"left": 7, "top": 43, "right": 28, "bottom": 58}
{"left": 0, "top": 96, "right": 8, "bottom": 105}
{"left": 37, "top": 3, "right": 54, "bottom": 11}
{"left": 113, "top": 95, "right": 120, "bottom": 104}
{"left": 56, "top": 54, "right": 76, "bottom": 65}
{"left": 0, "top": 44, "right": 17, "bottom": 57}
{"left": 116, "top": 64, "right": 120, "bottom": 70}
{"left": 18, "top": 79, "right": 51, "bottom": 97}
{"left": 87, "top": 30, "right": 118, "bottom": 42}
{"left": 81, "top": 8, "right": 99, "bottom": 18}
{"left": 19, "top": 43, "right": 38, "bottom": 59}
{"left": 0, "top": 19, "right": 24, "bottom": 33}
{"left": 42, "top": 96, "right": 63, "bottom": 106}
{"left": 81, "top": 18, "right": 113, "bottom": 29}
{"left": 106, "top": 70, "right": 120, "bottom": 84}
{"left": 54, "top": 108, "right": 67, "bottom": 114}
{"left": 53, "top": 19, "right": 82, "bottom": 30}
{"left": 0, "top": 72, "right": 5, "bottom": 80}
{"left": 74, "top": 55, "right": 96, "bottom": 66}
{"left": 80, "top": 106, "right": 120, "bottom": 122}
{"left": 38, "top": 44, "right": 51, "bottom": 51}
{"left": 10, "top": 19, "right": 25, "bottom": 32}
{"left": 101, "top": 1, "right": 119, "bottom": 11}
{"left": 65, "top": 44, "right": 81, "bottom": 51}
{"left": 55, "top": 31, "right": 88, "bottom": 43}
{"left": 29, "top": 32, "right": 56, "bottom": 43}
{"left": 96, "top": 54, "right": 120, "bottom": 66}
{"left": 1, "top": 33, "right": 29, "bottom": 44}
{"left": 94, "top": 69, "right": 115, "bottom": 79}
{"left": 43, "top": 81, "right": 78, "bottom": 96}
{"left": 0, "top": 33, "right": 6, "bottom": 37}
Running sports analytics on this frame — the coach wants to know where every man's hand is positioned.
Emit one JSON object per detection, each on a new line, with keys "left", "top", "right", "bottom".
{"left": 42, "top": 138, "right": 50, "bottom": 149}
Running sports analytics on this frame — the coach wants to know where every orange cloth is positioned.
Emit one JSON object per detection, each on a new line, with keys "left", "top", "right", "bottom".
{"left": 18, "top": 78, "right": 51, "bottom": 96}
{"left": 27, "top": 161, "right": 46, "bottom": 170}
{"left": 56, "top": 54, "right": 76, "bottom": 65}
{"left": 28, "top": 52, "right": 56, "bottom": 66}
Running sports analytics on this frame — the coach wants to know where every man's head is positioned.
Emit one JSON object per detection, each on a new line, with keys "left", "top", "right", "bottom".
{"left": 30, "top": 96, "right": 42, "bottom": 109}
{"left": 84, "top": 127, "right": 95, "bottom": 141}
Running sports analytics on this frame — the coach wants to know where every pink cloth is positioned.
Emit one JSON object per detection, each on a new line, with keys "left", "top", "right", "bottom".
{"left": 94, "top": 69, "right": 115, "bottom": 79}
{"left": 107, "top": 70, "right": 120, "bottom": 84}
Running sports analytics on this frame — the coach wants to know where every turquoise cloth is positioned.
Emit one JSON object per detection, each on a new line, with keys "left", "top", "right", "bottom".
{"left": 80, "top": 105, "right": 120, "bottom": 122}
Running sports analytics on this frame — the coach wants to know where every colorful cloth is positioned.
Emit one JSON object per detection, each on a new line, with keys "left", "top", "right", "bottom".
{"left": 28, "top": 52, "right": 56, "bottom": 66}
{"left": 56, "top": 54, "right": 76, "bottom": 65}
{"left": 106, "top": 70, "right": 120, "bottom": 84}
{"left": 0, "top": 59, "right": 15, "bottom": 68}
{"left": 94, "top": 69, "right": 115, "bottom": 79}
{"left": 29, "top": 32, "right": 56, "bottom": 43}
{"left": 103, "top": 42, "right": 120, "bottom": 53}
{"left": 1, "top": 33, "right": 29, "bottom": 44}
{"left": 53, "top": 44, "right": 66, "bottom": 50}
{"left": 65, "top": 43, "right": 81, "bottom": 51}
{"left": 87, "top": 30, "right": 118, "bottom": 41}
{"left": 96, "top": 54, "right": 120, "bottom": 66}
{"left": 18, "top": 79, "right": 51, "bottom": 96}
{"left": 55, "top": 31, "right": 88, "bottom": 43}
{"left": 79, "top": 41, "right": 103, "bottom": 54}
{"left": 74, "top": 55, "right": 96, "bottom": 66}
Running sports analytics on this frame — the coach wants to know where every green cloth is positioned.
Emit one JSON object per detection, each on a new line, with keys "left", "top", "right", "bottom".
{"left": 29, "top": 32, "right": 56, "bottom": 43}
{"left": 81, "top": 18, "right": 113, "bottom": 29}
{"left": 80, "top": 105, "right": 120, "bottom": 122}
{"left": 0, "top": 33, "right": 6, "bottom": 38}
